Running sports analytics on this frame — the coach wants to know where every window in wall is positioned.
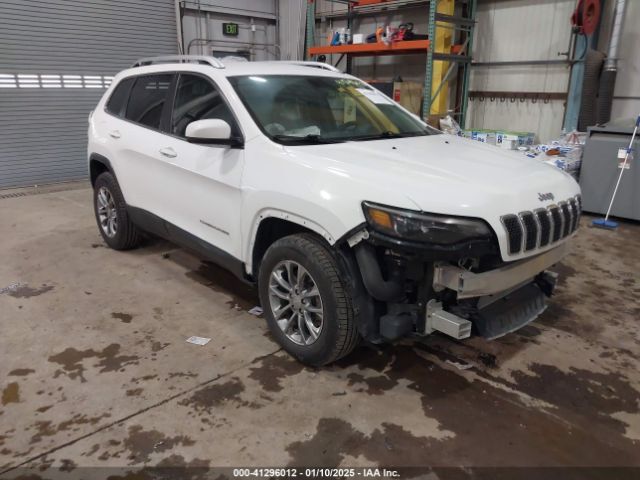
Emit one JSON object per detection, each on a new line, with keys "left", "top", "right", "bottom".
{"left": 125, "top": 74, "right": 173, "bottom": 129}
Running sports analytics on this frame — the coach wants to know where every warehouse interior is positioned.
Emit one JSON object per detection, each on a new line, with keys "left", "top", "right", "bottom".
{"left": 1, "top": 0, "right": 639, "bottom": 478}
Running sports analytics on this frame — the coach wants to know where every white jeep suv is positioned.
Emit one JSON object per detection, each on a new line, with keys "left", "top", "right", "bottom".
{"left": 88, "top": 56, "right": 581, "bottom": 366}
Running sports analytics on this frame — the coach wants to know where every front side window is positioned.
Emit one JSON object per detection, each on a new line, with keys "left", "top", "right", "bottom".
{"left": 124, "top": 74, "right": 173, "bottom": 129}
{"left": 105, "top": 77, "right": 134, "bottom": 116}
{"left": 171, "top": 74, "right": 238, "bottom": 137}
{"left": 228, "top": 75, "right": 437, "bottom": 144}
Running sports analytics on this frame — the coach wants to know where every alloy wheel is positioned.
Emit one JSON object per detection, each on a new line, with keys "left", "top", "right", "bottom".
{"left": 97, "top": 186, "right": 118, "bottom": 238}
{"left": 268, "top": 260, "right": 324, "bottom": 346}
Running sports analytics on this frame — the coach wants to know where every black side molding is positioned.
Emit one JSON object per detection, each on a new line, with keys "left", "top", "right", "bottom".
{"left": 127, "top": 206, "right": 249, "bottom": 283}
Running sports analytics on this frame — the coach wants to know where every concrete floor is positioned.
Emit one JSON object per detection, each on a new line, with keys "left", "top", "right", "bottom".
{"left": 1, "top": 183, "right": 639, "bottom": 478}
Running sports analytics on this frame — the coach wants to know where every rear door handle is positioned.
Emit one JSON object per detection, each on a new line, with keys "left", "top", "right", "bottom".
{"left": 109, "top": 130, "right": 121, "bottom": 139}
{"left": 159, "top": 147, "right": 177, "bottom": 158}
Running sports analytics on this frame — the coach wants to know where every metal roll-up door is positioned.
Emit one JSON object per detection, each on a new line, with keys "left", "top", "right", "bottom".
{"left": 0, "top": 0, "right": 178, "bottom": 188}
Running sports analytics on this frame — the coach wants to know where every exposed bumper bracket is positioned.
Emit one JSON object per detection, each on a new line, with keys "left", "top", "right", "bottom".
{"left": 433, "top": 242, "right": 570, "bottom": 299}
{"left": 346, "top": 228, "right": 370, "bottom": 248}
{"left": 425, "top": 300, "right": 472, "bottom": 339}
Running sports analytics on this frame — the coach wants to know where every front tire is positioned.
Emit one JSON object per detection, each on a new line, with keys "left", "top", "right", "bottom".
{"left": 93, "top": 172, "right": 141, "bottom": 250}
{"left": 258, "top": 233, "right": 359, "bottom": 366}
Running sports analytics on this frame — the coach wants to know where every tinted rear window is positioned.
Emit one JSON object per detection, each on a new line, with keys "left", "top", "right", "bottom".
{"left": 125, "top": 74, "right": 173, "bottom": 129}
{"left": 105, "top": 77, "right": 134, "bottom": 116}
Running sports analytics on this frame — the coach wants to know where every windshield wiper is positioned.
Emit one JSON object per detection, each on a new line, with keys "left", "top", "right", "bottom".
{"left": 349, "top": 131, "right": 427, "bottom": 141}
{"left": 272, "top": 134, "right": 344, "bottom": 145}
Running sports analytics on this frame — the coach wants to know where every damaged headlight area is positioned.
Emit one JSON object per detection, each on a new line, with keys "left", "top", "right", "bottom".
{"left": 362, "top": 201, "right": 492, "bottom": 244}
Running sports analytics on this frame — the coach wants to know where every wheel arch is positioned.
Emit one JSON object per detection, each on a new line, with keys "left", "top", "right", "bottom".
{"left": 248, "top": 211, "right": 380, "bottom": 343}
{"left": 247, "top": 210, "right": 336, "bottom": 278}
{"left": 89, "top": 153, "right": 114, "bottom": 187}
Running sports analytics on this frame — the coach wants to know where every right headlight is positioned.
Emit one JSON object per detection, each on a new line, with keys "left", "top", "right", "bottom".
{"left": 362, "top": 201, "right": 492, "bottom": 244}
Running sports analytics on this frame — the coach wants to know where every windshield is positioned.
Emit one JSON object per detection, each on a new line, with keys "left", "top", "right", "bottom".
{"left": 227, "top": 75, "right": 439, "bottom": 144}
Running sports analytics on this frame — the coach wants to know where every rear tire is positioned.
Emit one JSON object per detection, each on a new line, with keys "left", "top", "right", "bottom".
{"left": 258, "top": 233, "right": 359, "bottom": 366}
{"left": 93, "top": 172, "right": 142, "bottom": 250}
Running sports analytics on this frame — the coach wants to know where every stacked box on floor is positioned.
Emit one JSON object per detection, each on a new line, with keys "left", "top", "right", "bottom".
{"left": 496, "top": 131, "right": 535, "bottom": 150}
{"left": 462, "top": 129, "right": 497, "bottom": 145}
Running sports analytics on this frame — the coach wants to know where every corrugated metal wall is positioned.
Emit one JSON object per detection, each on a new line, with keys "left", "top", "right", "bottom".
{"left": 468, "top": 0, "right": 575, "bottom": 142}
{"left": 0, "top": 0, "right": 178, "bottom": 188}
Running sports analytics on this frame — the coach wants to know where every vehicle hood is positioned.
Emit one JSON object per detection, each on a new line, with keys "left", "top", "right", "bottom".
{"left": 286, "top": 134, "right": 581, "bottom": 261}
{"left": 292, "top": 134, "right": 580, "bottom": 214}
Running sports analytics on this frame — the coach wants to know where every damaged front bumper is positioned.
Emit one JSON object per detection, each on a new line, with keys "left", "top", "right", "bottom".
{"left": 432, "top": 241, "right": 569, "bottom": 299}
{"left": 426, "top": 244, "right": 569, "bottom": 340}
{"left": 348, "top": 226, "right": 571, "bottom": 342}
{"left": 425, "top": 275, "right": 556, "bottom": 340}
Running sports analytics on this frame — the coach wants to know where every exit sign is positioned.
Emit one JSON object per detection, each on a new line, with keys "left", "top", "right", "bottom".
{"left": 223, "top": 22, "right": 239, "bottom": 36}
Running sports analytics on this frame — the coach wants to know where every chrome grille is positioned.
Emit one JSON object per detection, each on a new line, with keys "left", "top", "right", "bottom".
{"left": 519, "top": 212, "right": 538, "bottom": 252}
{"left": 568, "top": 198, "right": 579, "bottom": 232}
{"left": 501, "top": 214, "right": 523, "bottom": 255}
{"left": 501, "top": 195, "right": 581, "bottom": 255}
{"left": 560, "top": 202, "right": 572, "bottom": 237}
{"left": 535, "top": 209, "right": 552, "bottom": 247}
{"left": 549, "top": 206, "right": 563, "bottom": 242}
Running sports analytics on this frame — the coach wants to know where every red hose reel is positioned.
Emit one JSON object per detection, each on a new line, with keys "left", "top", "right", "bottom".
{"left": 571, "top": 0, "right": 601, "bottom": 35}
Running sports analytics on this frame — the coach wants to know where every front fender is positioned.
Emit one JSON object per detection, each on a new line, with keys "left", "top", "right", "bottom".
{"left": 239, "top": 135, "right": 414, "bottom": 274}
{"left": 242, "top": 198, "right": 353, "bottom": 275}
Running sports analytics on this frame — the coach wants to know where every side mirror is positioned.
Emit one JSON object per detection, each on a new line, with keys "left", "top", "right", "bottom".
{"left": 185, "top": 119, "right": 243, "bottom": 147}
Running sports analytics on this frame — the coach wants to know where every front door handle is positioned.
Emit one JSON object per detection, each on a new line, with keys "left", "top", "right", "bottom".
{"left": 159, "top": 147, "right": 177, "bottom": 158}
{"left": 109, "top": 130, "right": 121, "bottom": 139}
